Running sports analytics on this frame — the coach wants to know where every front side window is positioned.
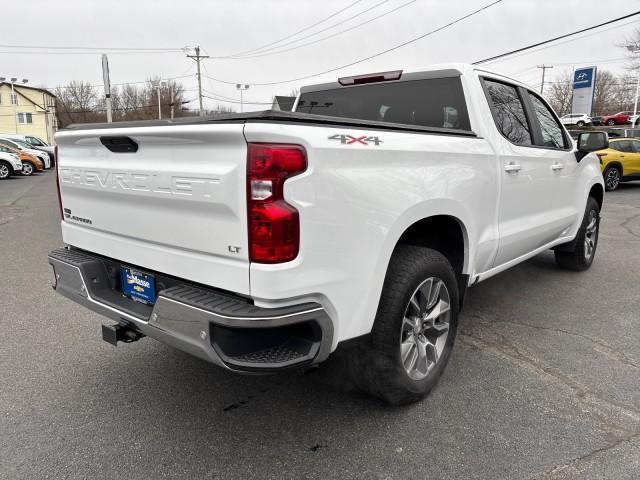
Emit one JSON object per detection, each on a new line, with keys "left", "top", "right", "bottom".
{"left": 297, "top": 77, "right": 472, "bottom": 131}
{"left": 484, "top": 79, "right": 532, "bottom": 146}
{"left": 611, "top": 140, "right": 632, "bottom": 153}
{"left": 527, "top": 92, "right": 567, "bottom": 149}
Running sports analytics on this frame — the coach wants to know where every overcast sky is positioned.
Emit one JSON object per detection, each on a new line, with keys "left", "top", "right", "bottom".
{"left": 2, "top": 0, "right": 639, "bottom": 110}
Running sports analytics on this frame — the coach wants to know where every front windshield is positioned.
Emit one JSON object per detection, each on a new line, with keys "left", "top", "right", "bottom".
{"left": 0, "top": 139, "right": 22, "bottom": 150}
{"left": 27, "top": 136, "right": 47, "bottom": 146}
{"left": 11, "top": 139, "right": 31, "bottom": 149}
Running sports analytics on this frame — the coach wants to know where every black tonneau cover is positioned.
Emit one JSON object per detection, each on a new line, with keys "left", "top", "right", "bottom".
{"left": 63, "top": 110, "right": 477, "bottom": 137}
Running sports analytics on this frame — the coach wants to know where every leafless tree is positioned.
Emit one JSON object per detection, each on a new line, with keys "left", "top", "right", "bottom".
{"left": 547, "top": 70, "right": 573, "bottom": 116}
{"left": 54, "top": 81, "right": 102, "bottom": 127}
{"left": 54, "top": 77, "right": 193, "bottom": 126}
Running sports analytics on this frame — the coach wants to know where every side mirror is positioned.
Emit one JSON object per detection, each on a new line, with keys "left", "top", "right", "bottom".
{"left": 576, "top": 131, "right": 608, "bottom": 161}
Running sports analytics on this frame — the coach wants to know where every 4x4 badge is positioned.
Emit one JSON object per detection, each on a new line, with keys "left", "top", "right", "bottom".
{"left": 328, "top": 134, "right": 383, "bottom": 146}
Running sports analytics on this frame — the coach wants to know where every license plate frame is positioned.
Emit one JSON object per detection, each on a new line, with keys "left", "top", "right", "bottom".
{"left": 120, "top": 267, "right": 157, "bottom": 305}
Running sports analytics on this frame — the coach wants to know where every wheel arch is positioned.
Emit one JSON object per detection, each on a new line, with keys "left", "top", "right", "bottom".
{"left": 383, "top": 212, "right": 471, "bottom": 310}
{"left": 589, "top": 183, "right": 604, "bottom": 211}
{"left": 604, "top": 161, "right": 623, "bottom": 176}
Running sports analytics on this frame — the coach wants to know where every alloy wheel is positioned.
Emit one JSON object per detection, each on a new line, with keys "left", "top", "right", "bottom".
{"left": 606, "top": 168, "right": 620, "bottom": 191}
{"left": 22, "top": 163, "right": 33, "bottom": 175}
{"left": 400, "top": 277, "right": 451, "bottom": 380}
{"left": 584, "top": 209, "right": 598, "bottom": 261}
{"left": 0, "top": 164, "right": 9, "bottom": 179}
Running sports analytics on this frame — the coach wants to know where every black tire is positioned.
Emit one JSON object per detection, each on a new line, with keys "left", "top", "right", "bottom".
{"left": 576, "top": 121, "right": 585, "bottom": 127}
{"left": 0, "top": 161, "right": 12, "bottom": 180}
{"left": 607, "top": 119, "right": 616, "bottom": 126}
{"left": 554, "top": 197, "right": 600, "bottom": 271}
{"left": 21, "top": 161, "right": 34, "bottom": 176}
{"left": 349, "top": 246, "right": 459, "bottom": 405}
{"left": 603, "top": 165, "right": 621, "bottom": 191}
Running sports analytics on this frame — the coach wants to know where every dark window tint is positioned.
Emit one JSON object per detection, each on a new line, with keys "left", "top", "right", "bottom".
{"left": 631, "top": 140, "right": 640, "bottom": 153}
{"left": 484, "top": 80, "right": 532, "bottom": 146}
{"left": 612, "top": 140, "right": 632, "bottom": 152}
{"left": 296, "top": 77, "right": 471, "bottom": 131}
{"left": 527, "top": 92, "right": 567, "bottom": 149}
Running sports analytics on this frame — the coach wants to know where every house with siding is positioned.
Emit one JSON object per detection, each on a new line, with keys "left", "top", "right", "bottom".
{"left": 0, "top": 82, "right": 57, "bottom": 144}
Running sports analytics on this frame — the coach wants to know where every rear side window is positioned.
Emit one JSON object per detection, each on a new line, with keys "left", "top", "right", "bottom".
{"left": 484, "top": 80, "right": 532, "bottom": 146}
{"left": 527, "top": 92, "right": 567, "bottom": 149}
{"left": 296, "top": 77, "right": 471, "bottom": 131}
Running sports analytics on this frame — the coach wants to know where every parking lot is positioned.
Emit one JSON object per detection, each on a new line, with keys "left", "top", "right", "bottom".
{"left": 1, "top": 171, "right": 639, "bottom": 479}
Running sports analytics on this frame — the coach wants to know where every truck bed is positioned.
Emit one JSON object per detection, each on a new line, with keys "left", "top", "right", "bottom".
{"left": 64, "top": 110, "right": 477, "bottom": 137}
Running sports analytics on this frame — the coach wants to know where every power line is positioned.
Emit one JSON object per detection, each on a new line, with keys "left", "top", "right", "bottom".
{"left": 473, "top": 10, "right": 640, "bottom": 65}
{"left": 45, "top": 72, "right": 195, "bottom": 91}
{"left": 0, "top": 43, "right": 182, "bottom": 51}
{"left": 223, "top": 0, "right": 396, "bottom": 59}
{"left": 204, "top": 0, "right": 504, "bottom": 86}
{"left": 0, "top": 50, "right": 180, "bottom": 56}
{"left": 219, "top": 0, "right": 367, "bottom": 58}
{"left": 227, "top": 0, "right": 417, "bottom": 60}
{"left": 202, "top": 93, "right": 272, "bottom": 105}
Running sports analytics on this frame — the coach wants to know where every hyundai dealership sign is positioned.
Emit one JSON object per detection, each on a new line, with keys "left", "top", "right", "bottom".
{"left": 571, "top": 66, "right": 597, "bottom": 115}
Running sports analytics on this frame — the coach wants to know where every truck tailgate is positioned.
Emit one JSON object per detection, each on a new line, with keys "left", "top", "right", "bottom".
{"left": 55, "top": 124, "right": 250, "bottom": 294}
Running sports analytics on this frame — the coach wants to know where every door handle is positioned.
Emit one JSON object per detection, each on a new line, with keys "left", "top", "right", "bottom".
{"left": 504, "top": 163, "right": 522, "bottom": 173}
{"left": 551, "top": 163, "right": 564, "bottom": 171}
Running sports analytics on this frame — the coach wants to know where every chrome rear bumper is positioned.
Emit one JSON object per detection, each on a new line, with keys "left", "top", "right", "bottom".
{"left": 48, "top": 247, "right": 333, "bottom": 371}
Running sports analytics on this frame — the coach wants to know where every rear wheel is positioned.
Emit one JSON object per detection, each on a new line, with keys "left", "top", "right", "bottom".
{"left": 604, "top": 166, "right": 621, "bottom": 191}
{"left": 607, "top": 119, "right": 616, "bottom": 126}
{"left": 576, "top": 121, "right": 585, "bottom": 127}
{"left": 349, "top": 246, "right": 459, "bottom": 405}
{"left": 555, "top": 197, "right": 600, "bottom": 271}
{"left": 21, "top": 162, "right": 34, "bottom": 176}
{"left": 0, "top": 161, "right": 11, "bottom": 180}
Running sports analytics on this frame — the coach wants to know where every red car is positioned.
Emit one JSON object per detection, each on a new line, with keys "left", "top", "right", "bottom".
{"left": 601, "top": 111, "right": 634, "bottom": 126}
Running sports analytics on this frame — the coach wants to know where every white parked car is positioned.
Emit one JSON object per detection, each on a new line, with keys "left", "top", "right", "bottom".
{"left": 0, "top": 137, "right": 50, "bottom": 169}
{"left": 0, "top": 151, "right": 22, "bottom": 179}
{"left": 560, "top": 113, "right": 592, "bottom": 127}
{"left": 0, "top": 133, "right": 56, "bottom": 160}
{"left": 49, "top": 63, "right": 606, "bottom": 405}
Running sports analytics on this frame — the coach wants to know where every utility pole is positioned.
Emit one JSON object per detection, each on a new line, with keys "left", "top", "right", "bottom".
{"left": 170, "top": 83, "right": 175, "bottom": 119}
{"left": 102, "top": 54, "right": 113, "bottom": 122}
{"left": 186, "top": 46, "right": 209, "bottom": 116}
{"left": 537, "top": 64, "right": 553, "bottom": 95}
{"left": 155, "top": 80, "right": 167, "bottom": 120}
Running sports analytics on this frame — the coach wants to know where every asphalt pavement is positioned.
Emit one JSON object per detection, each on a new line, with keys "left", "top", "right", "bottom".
{"left": 1, "top": 172, "right": 639, "bottom": 479}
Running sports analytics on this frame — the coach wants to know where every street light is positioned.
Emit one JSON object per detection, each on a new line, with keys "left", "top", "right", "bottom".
{"left": 1, "top": 77, "right": 28, "bottom": 132}
{"left": 236, "top": 84, "right": 249, "bottom": 112}
{"left": 627, "top": 45, "right": 640, "bottom": 119}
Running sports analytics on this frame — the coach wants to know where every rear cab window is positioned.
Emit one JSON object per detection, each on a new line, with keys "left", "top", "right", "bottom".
{"left": 482, "top": 79, "right": 532, "bottom": 146}
{"left": 296, "top": 77, "right": 472, "bottom": 132}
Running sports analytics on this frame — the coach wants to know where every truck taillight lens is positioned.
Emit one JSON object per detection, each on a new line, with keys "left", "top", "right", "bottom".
{"left": 55, "top": 145, "right": 63, "bottom": 220}
{"left": 247, "top": 143, "right": 307, "bottom": 263}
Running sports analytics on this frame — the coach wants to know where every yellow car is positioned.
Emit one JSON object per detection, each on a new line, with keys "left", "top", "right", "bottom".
{"left": 597, "top": 137, "right": 640, "bottom": 191}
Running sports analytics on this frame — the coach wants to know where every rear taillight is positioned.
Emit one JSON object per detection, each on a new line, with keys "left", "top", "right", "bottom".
{"left": 55, "top": 145, "right": 63, "bottom": 220}
{"left": 247, "top": 143, "right": 307, "bottom": 263}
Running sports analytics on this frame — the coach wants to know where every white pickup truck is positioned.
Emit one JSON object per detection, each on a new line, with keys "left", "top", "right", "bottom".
{"left": 49, "top": 63, "right": 607, "bottom": 404}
